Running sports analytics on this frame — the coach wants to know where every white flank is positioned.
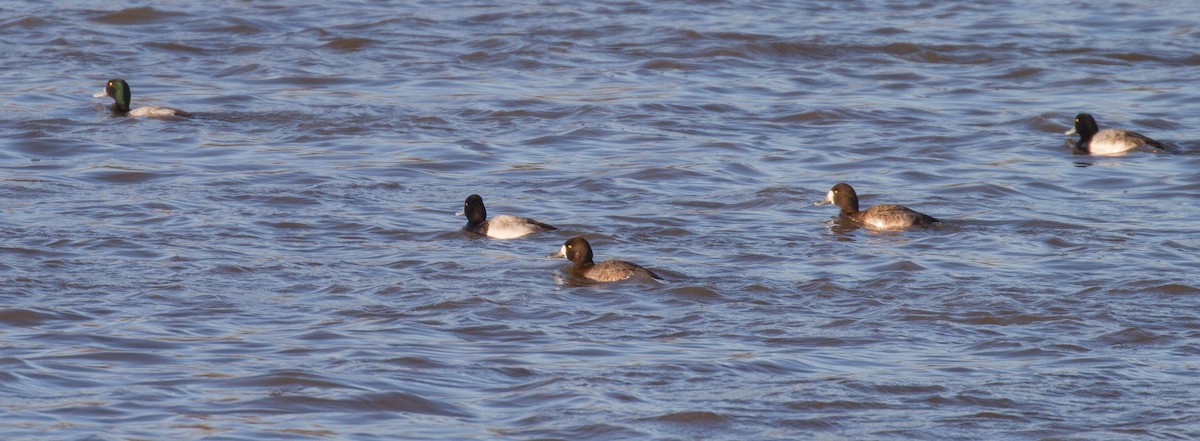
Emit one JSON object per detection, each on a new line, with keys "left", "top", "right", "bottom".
{"left": 484, "top": 215, "right": 538, "bottom": 239}
{"left": 128, "top": 106, "right": 180, "bottom": 117}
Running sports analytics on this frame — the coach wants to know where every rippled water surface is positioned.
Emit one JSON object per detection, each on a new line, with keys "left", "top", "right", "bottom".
{"left": 3, "top": 1, "right": 1200, "bottom": 439}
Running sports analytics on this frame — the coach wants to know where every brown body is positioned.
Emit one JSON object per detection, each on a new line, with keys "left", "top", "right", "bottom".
{"left": 548, "top": 237, "right": 661, "bottom": 282}
{"left": 818, "top": 183, "right": 940, "bottom": 230}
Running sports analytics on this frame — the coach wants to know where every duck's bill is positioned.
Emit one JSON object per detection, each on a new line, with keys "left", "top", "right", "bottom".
{"left": 454, "top": 210, "right": 464, "bottom": 216}
{"left": 546, "top": 245, "right": 566, "bottom": 259}
{"left": 1063, "top": 127, "right": 1077, "bottom": 135}
{"left": 813, "top": 190, "right": 833, "bottom": 206}
{"left": 93, "top": 90, "right": 108, "bottom": 98}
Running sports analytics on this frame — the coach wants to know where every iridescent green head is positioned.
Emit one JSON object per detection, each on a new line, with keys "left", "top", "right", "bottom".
{"left": 94, "top": 78, "right": 132, "bottom": 112}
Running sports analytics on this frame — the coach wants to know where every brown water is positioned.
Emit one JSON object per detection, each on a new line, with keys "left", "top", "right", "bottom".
{"left": 3, "top": 1, "right": 1200, "bottom": 439}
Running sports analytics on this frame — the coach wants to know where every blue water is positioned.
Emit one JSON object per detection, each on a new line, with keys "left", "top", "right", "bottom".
{"left": 2, "top": 1, "right": 1199, "bottom": 439}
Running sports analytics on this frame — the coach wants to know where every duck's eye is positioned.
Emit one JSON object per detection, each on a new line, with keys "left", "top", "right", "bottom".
{"left": 567, "top": 245, "right": 573, "bottom": 249}
{"left": 108, "top": 81, "right": 113, "bottom": 86}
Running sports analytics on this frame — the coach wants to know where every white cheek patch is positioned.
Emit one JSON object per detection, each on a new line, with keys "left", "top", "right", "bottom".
{"left": 559, "top": 245, "right": 567, "bottom": 258}
{"left": 825, "top": 190, "right": 834, "bottom": 203}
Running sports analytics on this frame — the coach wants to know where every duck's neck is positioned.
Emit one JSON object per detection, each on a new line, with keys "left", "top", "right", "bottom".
{"left": 1077, "top": 133, "right": 1094, "bottom": 150}
{"left": 840, "top": 201, "right": 860, "bottom": 215}
{"left": 111, "top": 85, "right": 131, "bottom": 112}
{"left": 466, "top": 215, "right": 486, "bottom": 227}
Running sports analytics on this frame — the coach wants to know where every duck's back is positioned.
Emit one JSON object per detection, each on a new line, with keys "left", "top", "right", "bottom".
{"left": 582, "top": 260, "right": 661, "bottom": 282}
{"left": 1087, "top": 129, "right": 1164, "bottom": 155}
{"left": 129, "top": 106, "right": 189, "bottom": 117}
{"left": 857, "top": 204, "right": 939, "bottom": 230}
{"left": 480, "top": 215, "right": 555, "bottom": 239}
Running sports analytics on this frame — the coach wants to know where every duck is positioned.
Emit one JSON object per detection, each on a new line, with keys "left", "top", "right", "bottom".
{"left": 547, "top": 237, "right": 662, "bottom": 282}
{"left": 815, "top": 182, "right": 940, "bottom": 230}
{"left": 457, "top": 194, "right": 556, "bottom": 239}
{"left": 1064, "top": 113, "right": 1165, "bottom": 155}
{"left": 94, "top": 79, "right": 190, "bottom": 117}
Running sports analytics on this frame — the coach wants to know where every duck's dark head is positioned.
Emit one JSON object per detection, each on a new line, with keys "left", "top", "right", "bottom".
{"left": 94, "top": 79, "right": 132, "bottom": 112}
{"left": 461, "top": 194, "right": 487, "bottom": 225}
{"left": 1065, "top": 113, "right": 1099, "bottom": 140}
{"left": 816, "top": 182, "right": 860, "bottom": 214}
{"left": 547, "top": 237, "right": 596, "bottom": 266}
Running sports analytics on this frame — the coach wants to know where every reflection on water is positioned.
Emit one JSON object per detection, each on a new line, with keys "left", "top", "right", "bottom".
{"left": 2, "top": 0, "right": 1200, "bottom": 439}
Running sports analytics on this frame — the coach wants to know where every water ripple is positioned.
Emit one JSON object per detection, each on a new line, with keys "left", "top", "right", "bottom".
{"left": 2, "top": 0, "right": 1199, "bottom": 439}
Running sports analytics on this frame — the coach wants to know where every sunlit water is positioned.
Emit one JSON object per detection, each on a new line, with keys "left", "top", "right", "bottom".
{"left": 2, "top": 1, "right": 1200, "bottom": 439}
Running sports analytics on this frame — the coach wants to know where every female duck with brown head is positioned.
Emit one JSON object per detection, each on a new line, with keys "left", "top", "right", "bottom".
{"left": 816, "top": 183, "right": 940, "bottom": 230}
{"left": 547, "top": 237, "right": 662, "bottom": 283}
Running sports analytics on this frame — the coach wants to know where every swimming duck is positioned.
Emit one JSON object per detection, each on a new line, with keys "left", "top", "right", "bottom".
{"left": 457, "top": 194, "right": 556, "bottom": 239}
{"left": 816, "top": 183, "right": 940, "bottom": 230}
{"left": 547, "top": 237, "right": 662, "bottom": 282}
{"left": 1064, "top": 113, "right": 1165, "bottom": 155}
{"left": 94, "top": 79, "right": 190, "bottom": 117}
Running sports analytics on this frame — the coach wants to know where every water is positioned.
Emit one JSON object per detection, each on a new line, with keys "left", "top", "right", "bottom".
{"left": 3, "top": 1, "right": 1200, "bottom": 439}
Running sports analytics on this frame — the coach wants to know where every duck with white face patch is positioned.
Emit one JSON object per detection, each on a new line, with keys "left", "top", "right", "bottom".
{"left": 815, "top": 182, "right": 941, "bottom": 231}
{"left": 94, "top": 78, "right": 190, "bottom": 117}
{"left": 547, "top": 236, "right": 662, "bottom": 283}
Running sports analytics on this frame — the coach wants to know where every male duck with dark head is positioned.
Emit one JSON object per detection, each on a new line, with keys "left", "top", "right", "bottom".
{"left": 94, "top": 79, "right": 190, "bottom": 117}
{"left": 1065, "top": 113, "right": 1165, "bottom": 156}
{"left": 547, "top": 237, "right": 662, "bottom": 283}
{"left": 816, "top": 183, "right": 940, "bottom": 230}
{"left": 457, "top": 194, "right": 556, "bottom": 239}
